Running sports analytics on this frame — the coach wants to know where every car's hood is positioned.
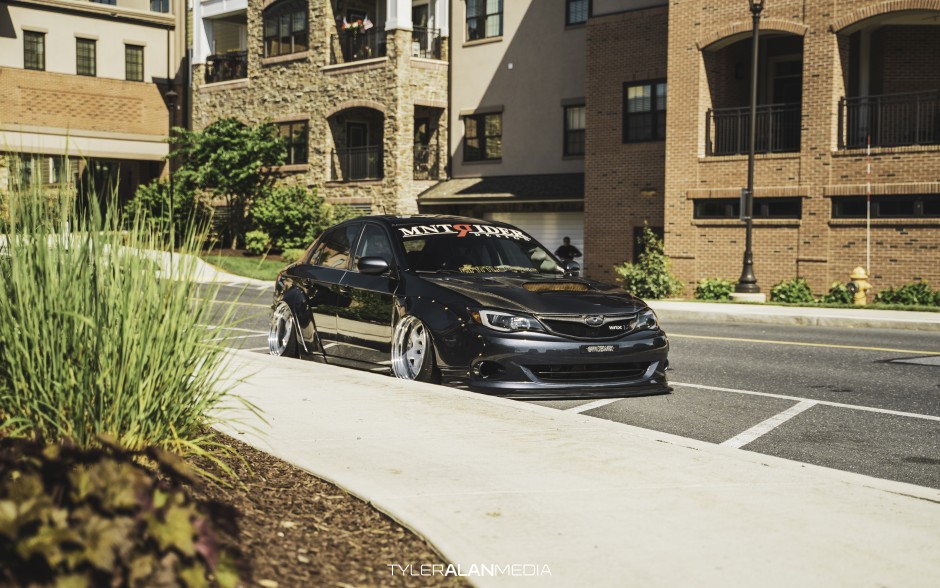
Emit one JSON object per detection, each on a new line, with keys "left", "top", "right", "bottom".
{"left": 419, "top": 273, "right": 647, "bottom": 315}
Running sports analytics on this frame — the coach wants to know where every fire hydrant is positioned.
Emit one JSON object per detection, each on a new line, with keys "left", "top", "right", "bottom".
{"left": 847, "top": 267, "right": 872, "bottom": 305}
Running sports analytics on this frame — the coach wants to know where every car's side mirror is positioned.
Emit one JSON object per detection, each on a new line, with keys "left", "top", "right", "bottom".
{"left": 563, "top": 260, "right": 581, "bottom": 276}
{"left": 357, "top": 256, "right": 390, "bottom": 275}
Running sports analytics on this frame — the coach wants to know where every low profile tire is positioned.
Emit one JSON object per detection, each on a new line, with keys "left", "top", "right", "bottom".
{"left": 391, "top": 315, "right": 440, "bottom": 383}
{"left": 268, "top": 302, "right": 299, "bottom": 358}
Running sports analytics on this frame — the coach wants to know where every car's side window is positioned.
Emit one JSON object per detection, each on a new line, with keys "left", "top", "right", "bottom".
{"left": 312, "top": 224, "right": 360, "bottom": 269}
{"left": 353, "top": 224, "right": 394, "bottom": 270}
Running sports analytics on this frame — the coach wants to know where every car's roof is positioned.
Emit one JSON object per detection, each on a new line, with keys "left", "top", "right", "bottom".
{"left": 348, "top": 215, "right": 510, "bottom": 229}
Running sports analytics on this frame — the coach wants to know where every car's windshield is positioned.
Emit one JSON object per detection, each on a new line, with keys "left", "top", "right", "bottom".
{"left": 396, "top": 223, "right": 565, "bottom": 275}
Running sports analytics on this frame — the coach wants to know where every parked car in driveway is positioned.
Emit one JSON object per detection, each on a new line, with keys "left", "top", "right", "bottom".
{"left": 268, "top": 215, "right": 670, "bottom": 398}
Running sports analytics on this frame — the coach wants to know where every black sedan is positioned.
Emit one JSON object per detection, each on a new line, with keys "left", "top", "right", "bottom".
{"left": 268, "top": 215, "right": 670, "bottom": 398}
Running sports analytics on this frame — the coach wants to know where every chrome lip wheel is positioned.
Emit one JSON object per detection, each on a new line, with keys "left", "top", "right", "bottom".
{"left": 391, "top": 315, "right": 429, "bottom": 380}
{"left": 268, "top": 302, "right": 294, "bottom": 356}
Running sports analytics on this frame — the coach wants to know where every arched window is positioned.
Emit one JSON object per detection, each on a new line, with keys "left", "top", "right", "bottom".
{"left": 263, "top": 0, "right": 309, "bottom": 57}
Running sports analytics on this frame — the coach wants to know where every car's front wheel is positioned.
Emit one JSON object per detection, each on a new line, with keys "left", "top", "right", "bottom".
{"left": 391, "top": 315, "right": 439, "bottom": 383}
{"left": 268, "top": 302, "right": 299, "bottom": 358}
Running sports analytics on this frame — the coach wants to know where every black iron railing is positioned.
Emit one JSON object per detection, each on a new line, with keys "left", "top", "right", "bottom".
{"left": 332, "top": 146, "right": 383, "bottom": 181}
{"left": 204, "top": 51, "right": 248, "bottom": 84}
{"left": 413, "top": 143, "right": 440, "bottom": 179}
{"left": 330, "top": 28, "right": 387, "bottom": 64}
{"left": 411, "top": 27, "right": 443, "bottom": 59}
{"left": 839, "top": 90, "right": 940, "bottom": 149}
{"left": 706, "top": 103, "right": 801, "bottom": 156}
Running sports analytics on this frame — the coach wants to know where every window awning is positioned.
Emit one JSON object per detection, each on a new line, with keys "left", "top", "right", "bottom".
{"left": 418, "top": 173, "right": 584, "bottom": 206}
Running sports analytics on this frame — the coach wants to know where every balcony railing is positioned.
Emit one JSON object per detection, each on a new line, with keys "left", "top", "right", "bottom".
{"left": 706, "top": 103, "right": 801, "bottom": 156}
{"left": 414, "top": 143, "right": 440, "bottom": 180}
{"left": 839, "top": 90, "right": 940, "bottom": 149}
{"left": 330, "top": 28, "right": 387, "bottom": 65}
{"left": 204, "top": 51, "right": 248, "bottom": 84}
{"left": 411, "top": 27, "right": 443, "bottom": 59}
{"left": 331, "top": 146, "right": 383, "bottom": 181}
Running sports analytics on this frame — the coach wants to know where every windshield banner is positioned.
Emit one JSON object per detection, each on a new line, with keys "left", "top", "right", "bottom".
{"left": 398, "top": 223, "right": 531, "bottom": 241}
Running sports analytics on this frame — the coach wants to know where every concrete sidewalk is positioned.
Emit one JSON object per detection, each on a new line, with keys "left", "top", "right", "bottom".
{"left": 217, "top": 350, "right": 940, "bottom": 587}
{"left": 649, "top": 299, "right": 940, "bottom": 331}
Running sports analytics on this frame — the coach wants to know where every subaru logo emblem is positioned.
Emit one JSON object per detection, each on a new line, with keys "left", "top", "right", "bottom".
{"left": 584, "top": 315, "right": 605, "bottom": 327}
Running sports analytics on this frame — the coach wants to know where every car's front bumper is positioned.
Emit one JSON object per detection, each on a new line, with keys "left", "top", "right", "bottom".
{"left": 439, "top": 328, "right": 670, "bottom": 399}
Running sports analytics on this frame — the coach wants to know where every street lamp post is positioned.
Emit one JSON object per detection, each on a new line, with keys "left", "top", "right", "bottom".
{"left": 735, "top": 0, "right": 764, "bottom": 295}
{"left": 165, "top": 88, "right": 178, "bottom": 247}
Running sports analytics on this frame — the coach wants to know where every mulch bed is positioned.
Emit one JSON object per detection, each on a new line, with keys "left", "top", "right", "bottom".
{"left": 188, "top": 434, "right": 468, "bottom": 588}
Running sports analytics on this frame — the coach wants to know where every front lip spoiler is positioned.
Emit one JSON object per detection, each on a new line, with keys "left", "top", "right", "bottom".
{"left": 465, "top": 381, "right": 672, "bottom": 401}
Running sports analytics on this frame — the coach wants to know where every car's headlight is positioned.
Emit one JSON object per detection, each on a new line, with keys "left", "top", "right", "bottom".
{"left": 637, "top": 308, "right": 658, "bottom": 330}
{"left": 470, "top": 309, "right": 544, "bottom": 333}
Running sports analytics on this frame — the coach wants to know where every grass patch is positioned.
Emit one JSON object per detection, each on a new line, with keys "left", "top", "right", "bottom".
{"left": 201, "top": 253, "right": 285, "bottom": 282}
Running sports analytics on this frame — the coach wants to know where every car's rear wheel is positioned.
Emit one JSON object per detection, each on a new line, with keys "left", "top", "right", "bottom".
{"left": 391, "top": 315, "right": 439, "bottom": 383}
{"left": 268, "top": 302, "right": 299, "bottom": 358}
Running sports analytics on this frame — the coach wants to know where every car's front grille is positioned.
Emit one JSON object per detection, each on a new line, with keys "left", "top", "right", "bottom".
{"left": 525, "top": 362, "right": 650, "bottom": 383}
{"left": 538, "top": 313, "right": 637, "bottom": 340}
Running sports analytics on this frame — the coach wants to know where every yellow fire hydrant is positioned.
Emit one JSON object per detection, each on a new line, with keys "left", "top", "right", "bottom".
{"left": 848, "top": 267, "right": 872, "bottom": 305}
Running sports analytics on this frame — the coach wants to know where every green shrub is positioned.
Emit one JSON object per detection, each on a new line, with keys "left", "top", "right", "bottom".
{"left": 873, "top": 281, "right": 937, "bottom": 306}
{"left": 244, "top": 230, "right": 270, "bottom": 256}
{"left": 820, "top": 281, "right": 853, "bottom": 305}
{"left": 0, "top": 188, "right": 242, "bottom": 456}
{"left": 250, "top": 185, "right": 360, "bottom": 250}
{"left": 0, "top": 437, "right": 239, "bottom": 587}
{"left": 614, "top": 226, "right": 683, "bottom": 299}
{"left": 695, "top": 277, "right": 734, "bottom": 301}
{"left": 281, "top": 248, "right": 306, "bottom": 264}
{"left": 769, "top": 277, "right": 816, "bottom": 304}
{"left": 125, "top": 180, "right": 210, "bottom": 244}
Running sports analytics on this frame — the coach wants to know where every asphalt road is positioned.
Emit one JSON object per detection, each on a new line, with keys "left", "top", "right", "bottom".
{"left": 203, "top": 284, "right": 940, "bottom": 490}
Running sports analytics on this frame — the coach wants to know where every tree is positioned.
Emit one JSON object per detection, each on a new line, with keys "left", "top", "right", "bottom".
{"left": 170, "top": 118, "right": 285, "bottom": 249}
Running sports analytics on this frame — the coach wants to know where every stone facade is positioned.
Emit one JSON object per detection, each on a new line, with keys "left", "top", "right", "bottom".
{"left": 192, "top": 0, "right": 449, "bottom": 214}
{"left": 584, "top": 0, "right": 940, "bottom": 293}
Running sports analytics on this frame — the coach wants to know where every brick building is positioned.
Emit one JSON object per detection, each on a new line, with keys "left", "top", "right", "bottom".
{"left": 0, "top": 0, "right": 187, "bottom": 202}
{"left": 584, "top": 0, "right": 940, "bottom": 293}
{"left": 191, "top": 0, "right": 449, "bottom": 214}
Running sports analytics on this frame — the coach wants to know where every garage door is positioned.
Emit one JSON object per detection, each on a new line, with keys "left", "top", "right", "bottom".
{"left": 484, "top": 212, "right": 584, "bottom": 267}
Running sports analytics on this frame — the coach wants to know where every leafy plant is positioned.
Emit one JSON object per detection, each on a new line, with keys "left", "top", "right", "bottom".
{"left": 821, "top": 281, "right": 852, "bottom": 305}
{"left": 874, "top": 281, "right": 938, "bottom": 306}
{"left": 614, "top": 226, "right": 683, "bottom": 299}
{"left": 125, "top": 180, "right": 211, "bottom": 244}
{"left": 250, "top": 185, "right": 359, "bottom": 250}
{"left": 0, "top": 437, "right": 239, "bottom": 587}
{"left": 694, "top": 277, "right": 734, "bottom": 301}
{"left": 280, "top": 248, "right": 307, "bottom": 264}
{"left": 0, "top": 187, "right": 244, "bottom": 457}
{"left": 170, "top": 118, "right": 286, "bottom": 249}
{"left": 244, "top": 230, "right": 270, "bottom": 256}
{"left": 769, "top": 277, "right": 816, "bottom": 304}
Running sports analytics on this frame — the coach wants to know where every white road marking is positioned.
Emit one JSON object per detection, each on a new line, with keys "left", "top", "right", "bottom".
{"left": 243, "top": 347, "right": 271, "bottom": 352}
{"left": 198, "top": 324, "right": 267, "bottom": 334}
{"left": 203, "top": 333, "right": 267, "bottom": 342}
{"left": 566, "top": 398, "right": 623, "bottom": 413}
{"left": 671, "top": 381, "right": 940, "bottom": 423}
{"left": 720, "top": 400, "right": 817, "bottom": 449}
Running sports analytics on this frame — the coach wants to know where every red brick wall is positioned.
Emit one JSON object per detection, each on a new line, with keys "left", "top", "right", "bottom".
{"left": 0, "top": 67, "right": 169, "bottom": 137}
{"left": 663, "top": 0, "right": 940, "bottom": 295}
{"left": 583, "top": 7, "right": 669, "bottom": 283}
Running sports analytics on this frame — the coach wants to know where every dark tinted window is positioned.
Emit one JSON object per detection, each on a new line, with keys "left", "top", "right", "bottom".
{"left": 398, "top": 227, "right": 562, "bottom": 275}
{"left": 832, "top": 195, "right": 940, "bottom": 218}
{"left": 624, "top": 81, "right": 666, "bottom": 142}
{"left": 353, "top": 224, "right": 394, "bottom": 268}
{"left": 694, "top": 198, "right": 802, "bottom": 219}
{"left": 311, "top": 224, "right": 360, "bottom": 269}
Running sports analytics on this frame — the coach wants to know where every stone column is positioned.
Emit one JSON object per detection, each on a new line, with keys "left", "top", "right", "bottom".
{"left": 385, "top": 0, "right": 413, "bottom": 31}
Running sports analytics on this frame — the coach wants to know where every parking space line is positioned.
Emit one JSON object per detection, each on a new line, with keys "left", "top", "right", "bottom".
{"left": 669, "top": 333, "right": 940, "bottom": 356}
{"left": 721, "top": 400, "right": 817, "bottom": 449}
{"left": 672, "top": 381, "right": 940, "bottom": 423}
{"left": 199, "top": 325, "right": 268, "bottom": 334}
{"left": 204, "top": 333, "right": 268, "bottom": 342}
{"left": 566, "top": 398, "right": 622, "bottom": 414}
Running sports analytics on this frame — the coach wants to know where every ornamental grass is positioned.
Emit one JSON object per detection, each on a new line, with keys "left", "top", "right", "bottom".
{"left": 0, "top": 185, "right": 247, "bottom": 465}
